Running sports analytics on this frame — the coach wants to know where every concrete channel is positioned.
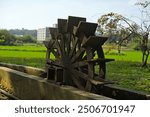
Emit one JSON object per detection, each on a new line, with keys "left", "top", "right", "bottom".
{"left": 0, "top": 62, "right": 149, "bottom": 100}
{"left": 0, "top": 62, "right": 112, "bottom": 100}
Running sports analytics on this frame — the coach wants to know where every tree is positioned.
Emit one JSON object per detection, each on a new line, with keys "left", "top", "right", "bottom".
{"left": 0, "top": 29, "right": 16, "bottom": 45}
{"left": 98, "top": 0, "right": 150, "bottom": 67}
{"left": 21, "top": 35, "right": 36, "bottom": 43}
{"left": 97, "top": 12, "right": 133, "bottom": 54}
{"left": 134, "top": 0, "right": 150, "bottom": 67}
{"left": 9, "top": 28, "right": 37, "bottom": 39}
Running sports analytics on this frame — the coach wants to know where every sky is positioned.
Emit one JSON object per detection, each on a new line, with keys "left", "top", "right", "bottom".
{"left": 0, "top": 0, "right": 146, "bottom": 30}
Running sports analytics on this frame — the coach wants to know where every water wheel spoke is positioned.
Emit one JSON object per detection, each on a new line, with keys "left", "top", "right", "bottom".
{"left": 43, "top": 40, "right": 55, "bottom": 50}
{"left": 51, "top": 49, "right": 60, "bottom": 59}
{"left": 55, "top": 39, "right": 63, "bottom": 58}
{"left": 72, "top": 61, "right": 87, "bottom": 68}
{"left": 66, "top": 34, "right": 71, "bottom": 56}
{"left": 73, "top": 69, "right": 89, "bottom": 81}
{"left": 71, "top": 48, "right": 85, "bottom": 63}
{"left": 59, "top": 35, "right": 66, "bottom": 57}
{"left": 71, "top": 72, "right": 85, "bottom": 90}
{"left": 73, "top": 69, "right": 93, "bottom": 91}
{"left": 69, "top": 37, "right": 78, "bottom": 59}
{"left": 49, "top": 28, "right": 58, "bottom": 39}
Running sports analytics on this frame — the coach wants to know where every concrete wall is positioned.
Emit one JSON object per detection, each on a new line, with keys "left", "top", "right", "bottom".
{"left": 0, "top": 62, "right": 46, "bottom": 78}
{"left": 0, "top": 66, "right": 112, "bottom": 100}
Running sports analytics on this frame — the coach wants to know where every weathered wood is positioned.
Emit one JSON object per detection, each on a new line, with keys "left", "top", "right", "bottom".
{"left": 72, "top": 61, "right": 87, "bottom": 68}
{"left": 74, "top": 22, "right": 98, "bottom": 37}
{"left": 44, "top": 15, "right": 114, "bottom": 92}
{"left": 85, "top": 46, "right": 94, "bottom": 91}
{"left": 47, "top": 67, "right": 55, "bottom": 80}
{"left": 71, "top": 72, "right": 85, "bottom": 90}
{"left": 46, "top": 61, "right": 65, "bottom": 68}
{"left": 69, "top": 37, "right": 78, "bottom": 58}
{"left": 67, "top": 16, "right": 86, "bottom": 33}
{"left": 71, "top": 48, "right": 85, "bottom": 63}
{"left": 58, "top": 19, "right": 67, "bottom": 33}
{"left": 82, "top": 36, "right": 108, "bottom": 48}
{"left": 97, "top": 46, "right": 105, "bottom": 79}
{"left": 49, "top": 28, "right": 58, "bottom": 39}
{"left": 43, "top": 40, "right": 55, "bottom": 49}
{"left": 51, "top": 49, "right": 60, "bottom": 59}
{"left": 85, "top": 58, "right": 115, "bottom": 64}
{"left": 66, "top": 34, "right": 71, "bottom": 56}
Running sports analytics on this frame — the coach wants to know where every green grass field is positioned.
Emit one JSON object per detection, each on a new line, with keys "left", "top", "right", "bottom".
{"left": 0, "top": 44, "right": 150, "bottom": 94}
{"left": 0, "top": 45, "right": 46, "bottom": 68}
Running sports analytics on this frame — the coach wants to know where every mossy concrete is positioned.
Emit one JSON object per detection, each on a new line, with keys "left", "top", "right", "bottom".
{"left": 0, "top": 62, "right": 46, "bottom": 77}
{"left": 0, "top": 66, "right": 112, "bottom": 100}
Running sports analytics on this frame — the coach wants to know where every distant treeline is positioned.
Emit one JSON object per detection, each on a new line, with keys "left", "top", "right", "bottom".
{"left": 0, "top": 29, "right": 36, "bottom": 45}
{"left": 9, "top": 28, "right": 37, "bottom": 38}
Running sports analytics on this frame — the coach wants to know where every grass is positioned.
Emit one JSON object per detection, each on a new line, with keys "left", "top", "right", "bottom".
{"left": 0, "top": 44, "right": 150, "bottom": 94}
{"left": 0, "top": 50, "right": 46, "bottom": 58}
{"left": 0, "top": 45, "right": 46, "bottom": 68}
{"left": 0, "top": 45, "right": 46, "bottom": 52}
{"left": 106, "top": 61, "right": 150, "bottom": 94}
{"left": 105, "top": 50, "right": 150, "bottom": 62}
{"left": 104, "top": 50, "right": 150, "bottom": 93}
{"left": 0, "top": 57, "right": 45, "bottom": 68}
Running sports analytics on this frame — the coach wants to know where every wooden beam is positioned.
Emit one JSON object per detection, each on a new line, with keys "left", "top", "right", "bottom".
{"left": 67, "top": 16, "right": 86, "bottom": 33}
{"left": 82, "top": 36, "right": 108, "bottom": 48}
{"left": 58, "top": 19, "right": 67, "bottom": 33}
{"left": 75, "top": 22, "right": 98, "bottom": 37}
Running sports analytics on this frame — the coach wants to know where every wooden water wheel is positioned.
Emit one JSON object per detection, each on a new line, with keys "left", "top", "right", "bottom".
{"left": 44, "top": 16, "right": 114, "bottom": 92}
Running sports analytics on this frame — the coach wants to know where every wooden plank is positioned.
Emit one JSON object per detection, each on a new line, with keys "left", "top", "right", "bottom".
{"left": 45, "top": 50, "right": 50, "bottom": 62}
{"left": 73, "top": 69, "right": 106, "bottom": 91}
{"left": 85, "top": 58, "right": 115, "bottom": 64}
{"left": 71, "top": 48, "right": 85, "bottom": 63}
{"left": 66, "top": 34, "right": 71, "bottom": 56}
{"left": 67, "top": 16, "right": 86, "bottom": 33}
{"left": 43, "top": 40, "right": 56, "bottom": 67}
{"left": 72, "top": 61, "right": 87, "bottom": 68}
{"left": 51, "top": 49, "right": 60, "bottom": 59}
{"left": 55, "top": 67, "right": 63, "bottom": 82}
{"left": 69, "top": 37, "right": 78, "bottom": 59}
{"left": 71, "top": 72, "right": 85, "bottom": 90}
{"left": 90, "top": 79, "right": 114, "bottom": 86}
{"left": 73, "top": 69, "right": 89, "bottom": 81}
{"left": 58, "top": 19, "right": 67, "bottom": 33}
{"left": 55, "top": 39, "right": 63, "bottom": 58}
{"left": 59, "top": 34, "right": 66, "bottom": 57}
{"left": 85, "top": 47, "right": 94, "bottom": 91}
{"left": 49, "top": 28, "right": 58, "bottom": 39}
{"left": 86, "top": 47, "right": 94, "bottom": 79}
{"left": 85, "top": 80, "right": 92, "bottom": 92}
{"left": 43, "top": 40, "right": 55, "bottom": 49}
{"left": 75, "top": 22, "right": 98, "bottom": 37}
{"left": 82, "top": 36, "right": 108, "bottom": 48}
{"left": 46, "top": 60, "right": 65, "bottom": 68}
{"left": 47, "top": 67, "right": 55, "bottom": 80}
{"left": 97, "top": 46, "right": 105, "bottom": 79}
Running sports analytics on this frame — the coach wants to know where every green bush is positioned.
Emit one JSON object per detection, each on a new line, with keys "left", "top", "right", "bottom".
{"left": 131, "top": 42, "right": 141, "bottom": 51}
